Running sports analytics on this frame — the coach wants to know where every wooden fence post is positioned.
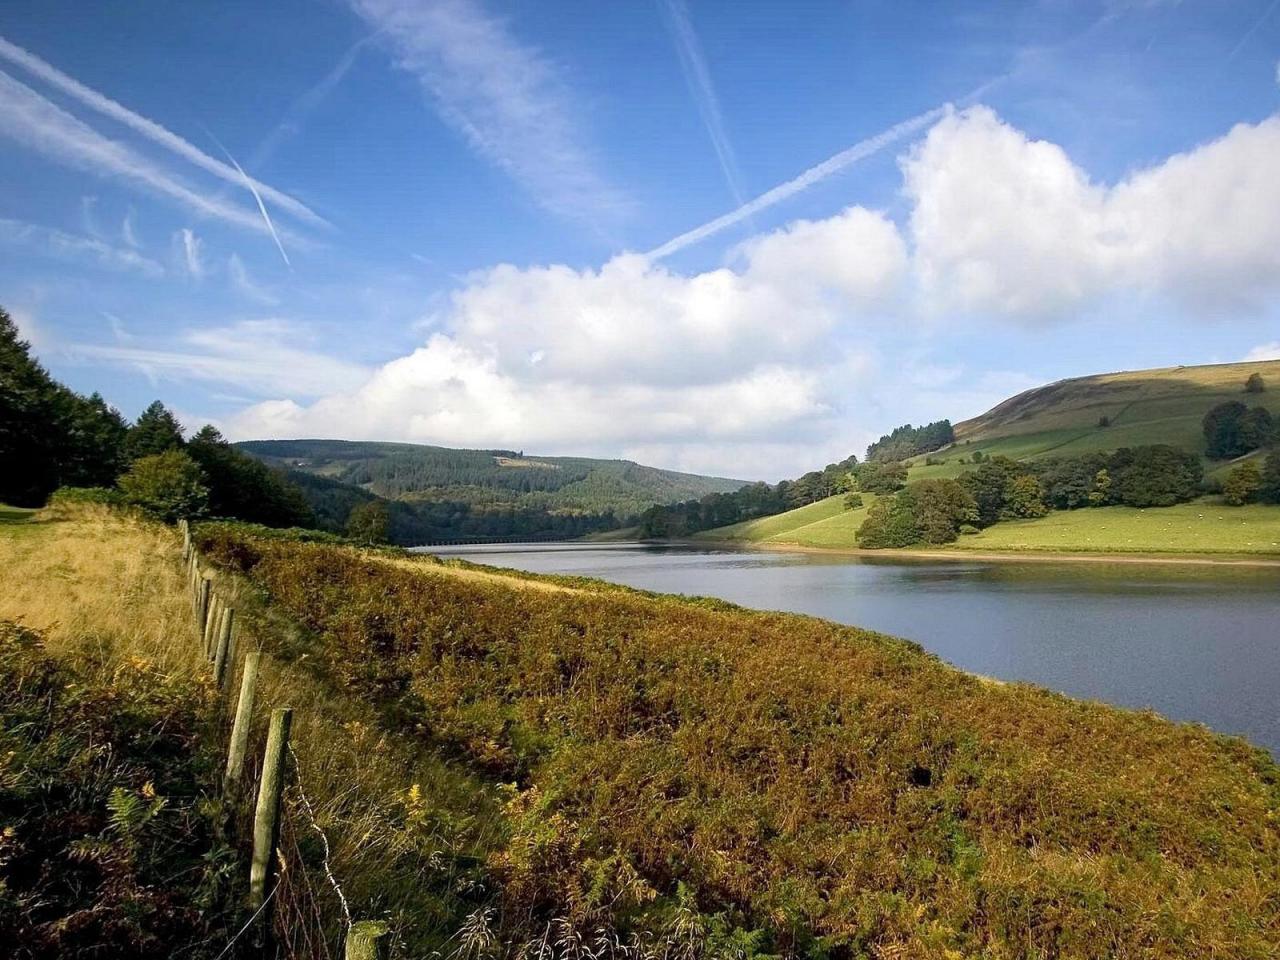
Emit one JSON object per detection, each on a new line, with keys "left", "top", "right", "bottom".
{"left": 213, "top": 607, "right": 234, "bottom": 687}
{"left": 249, "top": 706, "right": 292, "bottom": 915}
{"left": 203, "top": 594, "right": 222, "bottom": 658}
{"left": 345, "top": 920, "right": 391, "bottom": 960}
{"left": 197, "top": 576, "right": 211, "bottom": 634}
{"left": 225, "top": 652, "right": 261, "bottom": 797}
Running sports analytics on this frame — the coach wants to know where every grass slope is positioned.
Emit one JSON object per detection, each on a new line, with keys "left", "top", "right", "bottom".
{"left": 7, "top": 505, "right": 1280, "bottom": 955}
{"left": 698, "top": 494, "right": 1280, "bottom": 556}
{"left": 907, "top": 358, "right": 1280, "bottom": 480}
{"left": 194, "top": 521, "right": 1280, "bottom": 958}
{"left": 694, "top": 494, "right": 877, "bottom": 547}
{"left": 951, "top": 500, "right": 1280, "bottom": 555}
{"left": 0, "top": 506, "right": 499, "bottom": 956}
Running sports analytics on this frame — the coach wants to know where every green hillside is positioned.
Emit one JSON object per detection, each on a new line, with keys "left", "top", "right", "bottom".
{"left": 951, "top": 501, "right": 1280, "bottom": 556}
{"left": 697, "top": 359, "right": 1280, "bottom": 553}
{"left": 907, "top": 358, "right": 1280, "bottom": 480}
{"left": 239, "top": 439, "right": 746, "bottom": 543}
{"left": 241, "top": 439, "right": 744, "bottom": 517}
{"left": 694, "top": 494, "right": 878, "bottom": 547}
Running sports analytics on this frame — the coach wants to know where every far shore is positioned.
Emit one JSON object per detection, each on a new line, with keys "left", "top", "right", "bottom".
{"left": 675, "top": 537, "right": 1280, "bottom": 569}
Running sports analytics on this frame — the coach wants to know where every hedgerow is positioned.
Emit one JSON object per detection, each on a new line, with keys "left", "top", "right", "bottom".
{"left": 195, "top": 525, "right": 1280, "bottom": 959}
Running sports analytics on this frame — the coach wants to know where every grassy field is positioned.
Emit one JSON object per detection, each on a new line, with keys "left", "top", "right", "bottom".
{"left": 951, "top": 500, "right": 1280, "bottom": 555}
{"left": 693, "top": 494, "right": 876, "bottom": 545}
{"left": 904, "top": 359, "right": 1280, "bottom": 481}
{"left": 8, "top": 504, "right": 1280, "bottom": 957}
{"left": 0, "top": 506, "right": 502, "bottom": 957}
{"left": 695, "top": 494, "right": 1280, "bottom": 556}
{"left": 194, "top": 519, "right": 1280, "bottom": 958}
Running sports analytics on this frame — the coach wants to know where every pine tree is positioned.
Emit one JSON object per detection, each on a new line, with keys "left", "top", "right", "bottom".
{"left": 125, "top": 401, "right": 185, "bottom": 461}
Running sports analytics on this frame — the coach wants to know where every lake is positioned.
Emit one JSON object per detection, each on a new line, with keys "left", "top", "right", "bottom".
{"left": 423, "top": 542, "right": 1280, "bottom": 755}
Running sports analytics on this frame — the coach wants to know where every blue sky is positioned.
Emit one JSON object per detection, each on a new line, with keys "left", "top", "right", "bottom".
{"left": 1, "top": 0, "right": 1278, "bottom": 479}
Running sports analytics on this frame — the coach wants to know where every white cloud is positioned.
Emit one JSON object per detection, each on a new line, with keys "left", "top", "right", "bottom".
{"left": 226, "top": 205, "right": 906, "bottom": 461}
{"left": 903, "top": 106, "right": 1280, "bottom": 319}
{"left": 174, "top": 228, "right": 204, "bottom": 279}
{"left": 0, "top": 33, "right": 327, "bottom": 228}
{"left": 0, "top": 217, "right": 164, "bottom": 277}
{"left": 0, "top": 70, "right": 295, "bottom": 240}
{"left": 8, "top": 306, "right": 46, "bottom": 350}
{"left": 222, "top": 107, "right": 1280, "bottom": 475}
{"left": 347, "top": 0, "right": 628, "bottom": 223}
{"left": 228, "top": 253, "right": 278, "bottom": 304}
{"left": 71, "top": 319, "right": 371, "bottom": 399}
{"left": 121, "top": 208, "right": 139, "bottom": 248}
{"left": 1244, "top": 342, "right": 1280, "bottom": 362}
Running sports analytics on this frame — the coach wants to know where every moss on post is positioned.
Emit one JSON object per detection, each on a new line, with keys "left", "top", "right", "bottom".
{"left": 213, "top": 607, "right": 234, "bottom": 687}
{"left": 345, "top": 920, "right": 392, "bottom": 960}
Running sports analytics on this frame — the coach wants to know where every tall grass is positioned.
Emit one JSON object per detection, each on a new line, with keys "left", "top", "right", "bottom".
{"left": 195, "top": 521, "right": 1280, "bottom": 960}
{"left": 1, "top": 506, "right": 503, "bottom": 958}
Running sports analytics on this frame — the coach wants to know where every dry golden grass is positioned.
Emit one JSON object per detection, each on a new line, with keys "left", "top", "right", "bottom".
{"left": 0, "top": 505, "right": 501, "bottom": 957}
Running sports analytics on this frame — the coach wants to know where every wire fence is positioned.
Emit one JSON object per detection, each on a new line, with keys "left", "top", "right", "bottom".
{"left": 180, "top": 520, "right": 390, "bottom": 960}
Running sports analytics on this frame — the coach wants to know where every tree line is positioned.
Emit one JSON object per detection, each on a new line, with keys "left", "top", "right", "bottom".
{"left": 0, "top": 308, "right": 632, "bottom": 545}
{"left": 636, "top": 455, "right": 859, "bottom": 538}
{"left": 864, "top": 419, "right": 955, "bottom": 462}
{"left": 857, "top": 445, "right": 1223, "bottom": 548}
{"left": 1, "top": 309, "right": 313, "bottom": 526}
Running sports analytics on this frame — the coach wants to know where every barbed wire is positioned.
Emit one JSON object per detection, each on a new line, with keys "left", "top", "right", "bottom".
{"left": 211, "top": 877, "right": 281, "bottom": 960}
{"left": 289, "top": 742, "right": 353, "bottom": 930}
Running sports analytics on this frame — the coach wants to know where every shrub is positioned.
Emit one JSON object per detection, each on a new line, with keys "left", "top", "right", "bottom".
{"left": 1261, "top": 451, "right": 1280, "bottom": 504}
{"left": 842, "top": 492, "right": 864, "bottom": 510}
{"left": 1222, "top": 460, "right": 1262, "bottom": 506}
{"left": 857, "top": 479, "right": 977, "bottom": 547}
{"left": 1245, "top": 372, "right": 1265, "bottom": 393}
{"left": 346, "top": 499, "right": 391, "bottom": 544}
{"left": 48, "top": 485, "right": 124, "bottom": 506}
{"left": 117, "top": 450, "right": 209, "bottom": 522}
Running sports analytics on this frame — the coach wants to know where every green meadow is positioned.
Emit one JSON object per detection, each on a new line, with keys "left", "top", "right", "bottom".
{"left": 950, "top": 500, "right": 1280, "bottom": 555}
{"left": 693, "top": 493, "right": 877, "bottom": 546}
{"left": 697, "top": 494, "right": 1280, "bottom": 557}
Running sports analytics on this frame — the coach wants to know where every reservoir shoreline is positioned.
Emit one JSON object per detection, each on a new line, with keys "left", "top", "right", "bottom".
{"left": 675, "top": 538, "right": 1280, "bottom": 568}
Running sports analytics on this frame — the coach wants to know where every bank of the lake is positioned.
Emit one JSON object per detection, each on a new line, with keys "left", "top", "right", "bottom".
{"left": 431, "top": 540, "right": 1280, "bottom": 754}
{"left": 694, "top": 494, "right": 1280, "bottom": 559}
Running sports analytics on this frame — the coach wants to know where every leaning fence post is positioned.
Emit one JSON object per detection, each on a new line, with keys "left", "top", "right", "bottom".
{"left": 249, "top": 706, "right": 292, "bottom": 915}
{"left": 345, "top": 920, "right": 391, "bottom": 960}
{"left": 197, "top": 577, "right": 212, "bottom": 636}
{"left": 213, "top": 607, "right": 234, "bottom": 687}
{"left": 225, "top": 652, "right": 261, "bottom": 797}
{"left": 203, "top": 594, "right": 222, "bottom": 657}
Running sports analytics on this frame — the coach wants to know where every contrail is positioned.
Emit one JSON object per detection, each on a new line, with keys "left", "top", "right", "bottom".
{"left": 205, "top": 129, "right": 291, "bottom": 268}
{"left": 1227, "top": 0, "right": 1280, "bottom": 61}
{"left": 646, "top": 106, "right": 945, "bottom": 260}
{"left": 646, "top": 74, "right": 1006, "bottom": 260}
{"left": 658, "top": 0, "right": 747, "bottom": 206}
{"left": 0, "top": 33, "right": 329, "bottom": 229}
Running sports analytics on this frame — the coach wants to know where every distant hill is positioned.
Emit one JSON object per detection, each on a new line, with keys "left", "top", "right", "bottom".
{"left": 908, "top": 359, "right": 1280, "bottom": 480}
{"left": 238, "top": 438, "right": 746, "bottom": 543}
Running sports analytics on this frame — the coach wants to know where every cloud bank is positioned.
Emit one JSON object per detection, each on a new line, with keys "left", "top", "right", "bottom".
{"left": 208, "top": 107, "right": 1280, "bottom": 473}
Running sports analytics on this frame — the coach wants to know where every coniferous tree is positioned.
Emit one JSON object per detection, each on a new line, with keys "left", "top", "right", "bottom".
{"left": 1, "top": 308, "right": 130, "bottom": 505}
{"left": 125, "top": 401, "right": 185, "bottom": 461}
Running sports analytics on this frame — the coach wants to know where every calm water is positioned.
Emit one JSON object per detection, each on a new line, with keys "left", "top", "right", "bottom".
{"left": 424, "top": 542, "right": 1280, "bottom": 754}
